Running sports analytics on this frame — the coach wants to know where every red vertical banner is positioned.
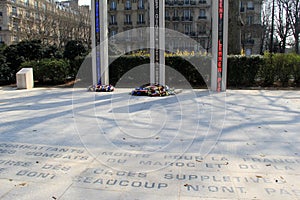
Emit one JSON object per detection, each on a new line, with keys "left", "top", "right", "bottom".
{"left": 217, "top": 0, "right": 224, "bottom": 92}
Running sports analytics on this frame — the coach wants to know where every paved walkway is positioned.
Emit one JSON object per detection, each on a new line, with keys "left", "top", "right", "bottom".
{"left": 0, "top": 86, "right": 299, "bottom": 199}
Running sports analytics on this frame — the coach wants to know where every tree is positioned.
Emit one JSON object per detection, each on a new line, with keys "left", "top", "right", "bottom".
{"left": 63, "top": 40, "right": 86, "bottom": 60}
{"left": 276, "top": 0, "right": 292, "bottom": 53}
{"left": 228, "top": 0, "right": 242, "bottom": 54}
{"left": 2, "top": 45, "right": 25, "bottom": 82}
{"left": 63, "top": 40, "right": 87, "bottom": 78}
{"left": 16, "top": 40, "right": 43, "bottom": 61}
{"left": 288, "top": 0, "right": 300, "bottom": 54}
{"left": 0, "top": 52, "right": 9, "bottom": 84}
{"left": 260, "top": 0, "right": 273, "bottom": 53}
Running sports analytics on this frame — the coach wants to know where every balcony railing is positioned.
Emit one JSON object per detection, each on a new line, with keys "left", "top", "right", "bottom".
{"left": 124, "top": 6, "right": 132, "bottom": 10}
{"left": 185, "top": 32, "right": 196, "bottom": 36}
{"left": 109, "top": 22, "right": 117, "bottom": 25}
{"left": 137, "top": 21, "right": 145, "bottom": 25}
{"left": 166, "top": 1, "right": 174, "bottom": 6}
{"left": 10, "top": 12, "right": 18, "bottom": 17}
{"left": 199, "top": 0, "right": 206, "bottom": 4}
{"left": 124, "top": 21, "right": 132, "bottom": 25}
{"left": 190, "top": 0, "right": 196, "bottom": 5}
{"left": 247, "top": 7, "right": 255, "bottom": 11}
{"left": 182, "top": 16, "right": 193, "bottom": 21}
{"left": 172, "top": 16, "right": 180, "bottom": 21}
{"left": 110, "top": 7, "right": 117, "bottom": 11}
{"left": 165, "top": 16, "right": 171, "bottom": 21}
{"left": 198, "top": 16, "right": 207, "bottom": 20}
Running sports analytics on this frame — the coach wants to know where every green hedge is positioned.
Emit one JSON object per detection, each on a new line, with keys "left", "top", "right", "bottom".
{"left": 2, "top": 51, "right": 300, "bottom": 88}
{"left": 109, "top": 55, "right": 208, "bottom": 87}
{"left": 227, "top": 55, "right": 263, "bottom": 87}
{"left": 109, "top": 54, "right": 300, "bottom": 88}
{"left": 227, "top": 53, "right": 300, "bottom": 88}
{"left": 21, "top": 59, "right": 70, "bottom": 84}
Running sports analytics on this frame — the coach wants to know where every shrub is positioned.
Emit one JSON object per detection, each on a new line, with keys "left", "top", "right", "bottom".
{"left": 21, "top": 59, "right": 70, "bottom": 84}
{"left": 289, "top": 54, "right": 300, "bottom": 86}
{"left": 227, "top": 55, "right": 263, "bottom": 87}
{"left": 109, "top": 55, "right": 207, "bottom": 87}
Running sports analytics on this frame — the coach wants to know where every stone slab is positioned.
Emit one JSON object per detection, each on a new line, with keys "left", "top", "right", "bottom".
{"left": 0, "top": 87, "right": 299, "bottom": 199}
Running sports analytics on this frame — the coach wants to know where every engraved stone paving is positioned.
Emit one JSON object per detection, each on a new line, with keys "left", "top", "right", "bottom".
{"left": 0, "top": 87, "right": 299, "bottom": 199}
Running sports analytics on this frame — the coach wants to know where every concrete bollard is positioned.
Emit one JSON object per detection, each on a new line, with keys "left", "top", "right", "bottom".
{"left": 16, "top": 68, "right": 34, "bottom": 89}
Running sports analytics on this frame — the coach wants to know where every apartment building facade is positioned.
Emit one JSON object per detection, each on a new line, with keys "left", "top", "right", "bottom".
{"left": 0, "top": 0, "right": 91, "bottom": 46}
{"left": 228, "top": 0, "right": 263, "bottom": 55}
{"left": 107, "top": 0, "right": 212, "bottom": 53}
{"left": 108, "top": 0, "right": 263, "bottom": 55}
{"left": 239, "top": 0, "right": 263, "bottom": 55}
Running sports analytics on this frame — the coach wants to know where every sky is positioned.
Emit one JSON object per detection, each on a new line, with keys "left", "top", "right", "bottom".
{"left": 78, "top": 0, "right": 91, "bottom": 6}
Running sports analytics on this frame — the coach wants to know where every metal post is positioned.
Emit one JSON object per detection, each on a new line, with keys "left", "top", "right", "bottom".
{"left": 150, "top": 0, "right": 165, "bottom": 86}
{"left": 270, "top": 0, "right": 275, "bottom": 53}
{"left": 100, "top": 0, "right": 109, "bottom": 85}
{"left": 211, "top": 0, "right": 228, "bottom": 92}
{"left": 91, "top": 0, "right": 108, "bottom": 86}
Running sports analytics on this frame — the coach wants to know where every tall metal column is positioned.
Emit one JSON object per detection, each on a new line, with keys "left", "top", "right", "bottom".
{"left": 91, "top": 0, "right": 108, "bottom": 86}
{"left": 211, "top": 0, "right": 228, "bottom": 92}
{"left": 150, "top": 0, "right": 165, "bottom": 86}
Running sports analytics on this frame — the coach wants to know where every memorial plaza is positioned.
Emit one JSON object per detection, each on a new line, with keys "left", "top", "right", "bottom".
{"left": 0, "top": 86, "right": 299, "bottom": 199}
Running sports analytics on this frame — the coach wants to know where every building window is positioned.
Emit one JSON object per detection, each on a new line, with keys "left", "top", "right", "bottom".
{"left": 199, "top": 9, "right": 206, "bottom": 19}
{"left": 42, "top": 3, "right": 46, "bottom": 11}
{"left": 138, "top": 14, "right": 144, "bottom": 24}
{"left": 110, "top": 1, "right": 117, "bottom": 10}
{"left": 26, "top": 11, "right": 30, "bottom": 18}
{"left": 245, "top": 48, "right": 252, "bottom": 56}
{"left": 12, "top": 6, "right": 17, "bottom": 15}
{"left": 34, "top": 1, "right": 38, "bottom": 9}
{"left": 240, "top": 1, "right": 245, "bottom": 12}
{"left": 247, "top": 1, "right": 254, "bottom": 10}
{"left": 110, "top": 30, "right": 117, "bottom": 39}
{"left": 125, "top": 0, "right": 131, "bottom": 10}
{"left": 125, "top": 14, "right": 131, "bottom": 24}
{"left": 183, "top": 9, "right": 191, "bottom": 21}
{"left": 247, "top": 15, "right": 253, "bottom": 25}
{"left": 24, "top": 0, "right": 29, "bottom": 6}
{"left": 184, "top": 0, "right": 190, "bottom": 5}
{"left": 110, "top": 15, "right": 116, "bottom": 24}
{"left": 0, "top": 12, "right": 2, "bottom": 16}
{"left": 174, "top": 23, "right": 178, "bottom": 30}
{"left": 35, "top": 13, "right": 39, "bottom": 20}
{"left": 111, "top": 30, "right": 117, "bottom": 36}
{"left": 198, "top": 24, "right": 206, "bottom": 34}
{"left": 184, "top": 24, "right": 192, "bottom": 34}
{"left": 13, "top": 22, "right": 18, "bottom": 31}
{"left": 165, "top": 10, "right": 169, "bottom": 17}
{"left": 183, "top": 10, "right": 191, "bottom": 18}
{"left": 138, "top": 0, "right": 144, "bottom": 9}
{"left": 199, "top": 39, "right": 206, "bottom": 48}
{"left": 174, "top": 9, "right": 178, "bottom": 17}
{"left": 0, "top": 27, "right": 2, "bottom": 31}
